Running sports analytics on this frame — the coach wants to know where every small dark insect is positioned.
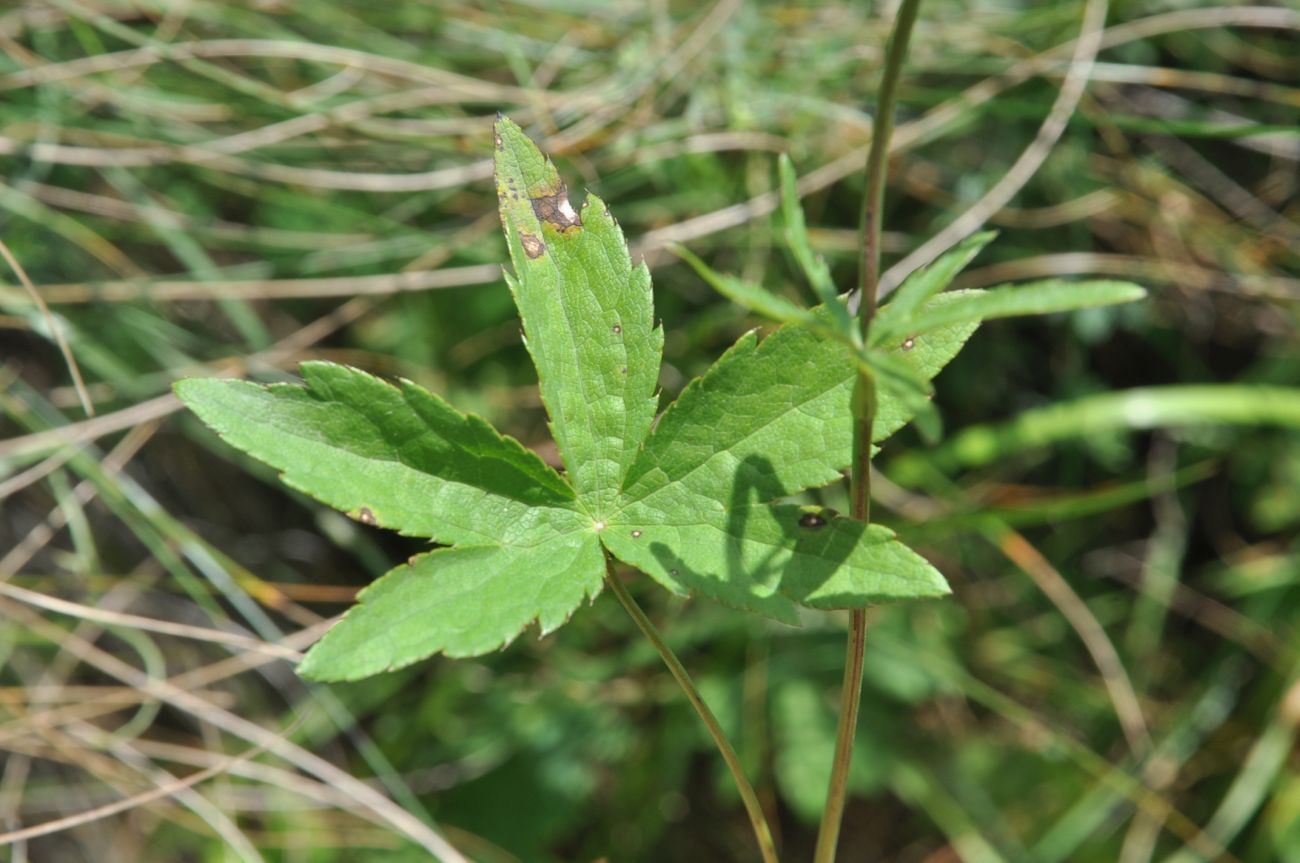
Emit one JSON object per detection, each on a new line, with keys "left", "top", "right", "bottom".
{"left": 358, "top": 507, "right": 377, "bottom": 525}
{"left": 798, "top": 512, "right": 827, "bottom": 529}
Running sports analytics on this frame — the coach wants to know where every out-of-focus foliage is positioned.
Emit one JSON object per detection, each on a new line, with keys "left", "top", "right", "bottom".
{"left": 1, "top": 1, "right": 1297, "bottom": 861}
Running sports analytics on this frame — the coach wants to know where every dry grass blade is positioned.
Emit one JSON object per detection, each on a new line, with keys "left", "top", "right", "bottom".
{"left": 0, "top": 735, "right": 271, "bottom": 846}
{"left": 0, "top": 238, "right": 92, "bottom": 417}
{"left": 957, "top": 253, "right": 1300, "bottom": 299}
{"left": 0, "top": 582, "right": 303, "bottom": 661}
{"left": 0, "top": 393, "right": 178, "bottom": 463}
{"left": 0, "top": 264, "right": 501, "bottom": 306}
{"left": 995, "top": 529, "right": 1151, "bottom": 756}
{"left": 2, "top": 599, "right": 470, "bottom": 862}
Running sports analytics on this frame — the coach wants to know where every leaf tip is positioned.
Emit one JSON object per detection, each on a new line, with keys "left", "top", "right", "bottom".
{"left": 172, "top": 377, "right": 200, "bottom": 403}
{"left": 173, "top": 375, "right": 241, "bottom": 414}
{"left": 295, "top": 645, "right": 341, "bottom": 682}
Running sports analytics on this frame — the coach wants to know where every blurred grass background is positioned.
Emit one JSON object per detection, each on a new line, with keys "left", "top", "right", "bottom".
{"left": 1, "top": 0, "right": 1298, "bottom": 860}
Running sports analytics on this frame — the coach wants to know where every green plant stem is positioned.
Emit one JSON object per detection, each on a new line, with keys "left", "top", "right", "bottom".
{"left": 815, "top": 2, "right": 922, "bottom": 862}
{"left": 604, "top": 558, "right": 780, "bottom": 863}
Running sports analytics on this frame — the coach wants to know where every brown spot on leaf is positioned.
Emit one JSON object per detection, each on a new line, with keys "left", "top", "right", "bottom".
{"left": 521, "top": 233, "right": 546, "bottom": 259}
{"left": 530, "top": 186, "right": 582, "bottom": 230}
{"left": 358, "top": 507, "right": 376, "bottom": 525}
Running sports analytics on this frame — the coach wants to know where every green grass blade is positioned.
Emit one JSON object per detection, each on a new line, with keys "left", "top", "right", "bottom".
{"left": 911, "top": 385, "right": 1300, "bottom": 475}
{"left": 494, "top": 117, "right": 662, "bottom": 519}
{"left": 298, "top": 532, "right": 606, "bottom": 681}
{"left": 175, "top": 362, "right": 583, "bottom": 546}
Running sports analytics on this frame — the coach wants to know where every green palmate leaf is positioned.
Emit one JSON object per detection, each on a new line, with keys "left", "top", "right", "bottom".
{"left": 495, "top": 116, "right": 662, "bottom": 518}
{"left": 175, "top": 362, "right": 582, "bottom": 547}
{"left": 298, "top": 532, "right": 604, "bottom": 681}
{"left": 894, "top": 278, "right": 1147, "bottom": 339}
{"left": 607, "top": 297, "right": 979, "bottom": 618}
{"left": 176, "top": 121, "right": 1015, "bottom": 680}
{"left": 872, "top": 231, "right": 997, "bottom": 345}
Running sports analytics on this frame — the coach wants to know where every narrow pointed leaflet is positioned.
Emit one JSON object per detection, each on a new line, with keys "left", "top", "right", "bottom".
{"left": 494, "top": 117, "right": 662, "bottom": 520}
{"left": 176, "top": 363, "right": 581, "bottom": 547}
{"left": 299, "top": 535, "right": 605, "bottom": 681}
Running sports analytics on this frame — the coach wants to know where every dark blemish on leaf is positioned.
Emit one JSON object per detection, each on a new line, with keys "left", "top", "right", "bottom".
{"left": 798, "top": 512, "right": 827, "bottom": 529}
{"left": 612, "top": 324, "right": 621, "bottom": 334}
{"left": 621, "top": 367, "right": 628, "bottom": 375}
{"left": 901, "top": 336, "right": 916, "bottom": 351}
{"left": 358, "top": 507, "right": 376, "bottom": 525}
{"left": 631, "top": 530, "right": 642, "bottom": 538}
{"left": 530, "top": 186, "right": 582, "bottom": 230}
{"left": 521, "top": 233, "right": 546, "bottom": 259}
